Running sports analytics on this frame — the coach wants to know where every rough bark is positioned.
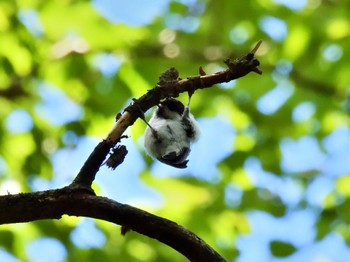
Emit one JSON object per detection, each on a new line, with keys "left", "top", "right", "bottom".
{"left": 0, "top": 41, "right": 263, "bottom": 262}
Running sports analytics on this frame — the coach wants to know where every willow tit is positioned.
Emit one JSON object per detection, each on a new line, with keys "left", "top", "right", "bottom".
{"left": 144, "top": 98, "right": 200, "bottom": 168}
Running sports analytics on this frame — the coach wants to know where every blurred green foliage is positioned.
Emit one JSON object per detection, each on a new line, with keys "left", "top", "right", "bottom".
{"left": 0, "top": 0, "right": 349, "bottom": 261}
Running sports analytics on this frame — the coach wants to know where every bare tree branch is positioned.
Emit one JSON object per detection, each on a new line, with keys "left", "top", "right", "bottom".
{"left": 70, "top": 41, "right": 262, "bottom": 190}
{"left": 0, "top": 42, "right": 263, "bottom": 262}
{"left": 0, "top": 188, "right": 225, "bottom": 262}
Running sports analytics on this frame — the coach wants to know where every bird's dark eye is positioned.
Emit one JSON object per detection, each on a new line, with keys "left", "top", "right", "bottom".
{"left": 160, "top": 98, "right": 184, "bottom": 115}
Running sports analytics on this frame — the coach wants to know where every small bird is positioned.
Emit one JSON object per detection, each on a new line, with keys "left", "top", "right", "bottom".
{"left": 144, "top": 98, "right": 200, "bottom": 168}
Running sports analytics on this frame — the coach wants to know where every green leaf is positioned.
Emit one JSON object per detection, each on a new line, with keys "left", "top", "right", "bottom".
{"left": 270, "top": 240, "right": 297, "bottom": 257}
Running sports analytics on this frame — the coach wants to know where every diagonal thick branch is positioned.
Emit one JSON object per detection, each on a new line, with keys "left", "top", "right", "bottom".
{"left": 72, "top": 41, "right": 262, "bottom": 189}
{"left": 0, "top": 42, "right": 262, "bottom": 262}
{"left": 0, "top": 188, "right": 225, "bottom": 262}
{"left": 106, "top": 42, "right": 261, "bottom": 146}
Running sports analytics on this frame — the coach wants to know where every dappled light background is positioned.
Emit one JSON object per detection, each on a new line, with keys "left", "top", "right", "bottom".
{"left": 0, "top": 0, "right": 349, "bottom": 261}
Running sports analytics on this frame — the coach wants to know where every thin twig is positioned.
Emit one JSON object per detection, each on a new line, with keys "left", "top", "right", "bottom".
{"left": 0, "top": 42, "right": 263, "bottom": 262}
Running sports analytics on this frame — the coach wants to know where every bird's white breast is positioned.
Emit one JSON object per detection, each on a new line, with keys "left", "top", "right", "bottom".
{"left": 144, "top": 115, "right": 189, "bottom": 158}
